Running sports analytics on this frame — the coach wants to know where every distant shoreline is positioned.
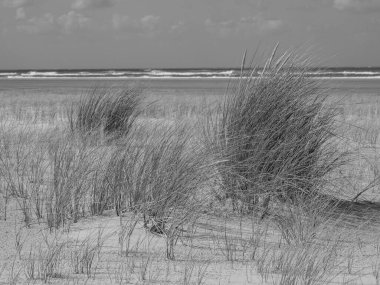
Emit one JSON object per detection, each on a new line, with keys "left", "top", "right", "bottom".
{"left": 0, "top": 67, "right": 380, "bottom": 80}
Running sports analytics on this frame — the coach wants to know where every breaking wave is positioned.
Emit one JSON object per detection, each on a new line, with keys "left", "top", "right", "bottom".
{"left": 1, "top": 68, "right": 380, "bottom": 80}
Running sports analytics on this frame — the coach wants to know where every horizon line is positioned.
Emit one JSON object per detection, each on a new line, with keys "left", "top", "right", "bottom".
{"left": 0, "top": 66, "right": 380, "bottom": 71}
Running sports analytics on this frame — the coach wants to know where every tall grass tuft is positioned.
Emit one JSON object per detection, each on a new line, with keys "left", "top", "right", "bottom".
{"left": 45, "top": 137, "right": 95, "bottom": 230}
{"left": 106, "top": 123, "right": 216, "bottom": 259}
{"left": 205, "top": 48, "right": 345, "bottom": 213}
{"left": 68, "top": 86, "right": 142, "bottom": 138}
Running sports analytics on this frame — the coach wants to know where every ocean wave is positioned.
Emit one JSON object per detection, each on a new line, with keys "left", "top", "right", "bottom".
{"left": 1, "top": 69, "right": 380, "bottom": 80}
{"left": 2, "top": 69, "right": 238, "bottom": 79}
{"left": 342, "top": 71, "right": 380, "bottom": 75}
{"left": 0, "top": 72, "right": 18, "bottom": 77}
{"left": 313, "top": 72, "right": 380, "bottom": 77}
{"left": 149, "top": 69, "right": 236, "bottom": 77}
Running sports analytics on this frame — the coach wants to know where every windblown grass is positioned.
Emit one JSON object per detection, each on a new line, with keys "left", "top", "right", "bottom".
{"left": 105, "top": 123, "right": 217, "bottom": 259}
{"left": 1, "top": 51, "right": 380, "bottom": 284}
{"left": 205, "top": 49, "right": 346, "bottom": 213}
{"left": 68, "top": 86, "right": 142, "bottom": 138}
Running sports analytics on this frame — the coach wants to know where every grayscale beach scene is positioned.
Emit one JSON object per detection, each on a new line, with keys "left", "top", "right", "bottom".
{"left": 1, "top": 1, "right": 380, "bottom": 284}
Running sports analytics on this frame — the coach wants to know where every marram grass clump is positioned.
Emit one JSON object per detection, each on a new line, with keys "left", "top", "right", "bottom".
{"left": 103, "top": 123, "right": 217, "bottom": 259}
{"left": 205, "top": 49, "right": 345, "bottom": 213}
{"left": 69, "top": 86, "right": 142, "bottom": 138}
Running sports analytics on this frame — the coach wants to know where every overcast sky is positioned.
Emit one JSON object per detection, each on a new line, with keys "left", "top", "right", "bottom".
{"left": 0, "top": 0, "right": 379, "bottom": 69}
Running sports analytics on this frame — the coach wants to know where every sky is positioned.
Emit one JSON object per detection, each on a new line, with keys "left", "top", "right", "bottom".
{"left": 0, "top": 0, "right": 379, "bottom": 69}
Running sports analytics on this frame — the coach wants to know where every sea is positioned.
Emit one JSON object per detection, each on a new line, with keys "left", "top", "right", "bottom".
{"left": 0, "top": 67, "right": 380, "bottom": 80}
{"left": 0, "top": 67, "right": 380, "bottom": 103}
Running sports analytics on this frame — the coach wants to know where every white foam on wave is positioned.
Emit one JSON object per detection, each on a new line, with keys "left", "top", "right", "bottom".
{"left": 342, "top": 71, "right": 380, "bottom": 76}
{"left": 0, "top": 72, "right": 18, "bottom": 76}
{"left": 24, "top": 71, "right": 59, "bottom": 77}
{"left": 149, "top": 70, "right": 236, "bottom": 77}
{"left": 4, "top": 75, "right": 237, "bottom": 80}
{"left": 3, "top": 69, "right": 380, "bottom": 80}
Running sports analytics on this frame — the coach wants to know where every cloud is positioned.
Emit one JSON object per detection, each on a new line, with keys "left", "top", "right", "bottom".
{"left": 205, "top": 15, "right": 283, "bottom": 37}
{"left": 333, "top": 0, "right": 380, "bottom": 12}
{"left": 18, "top": 13, "right": 55, "bottom": 34}
{"left": 57, "top": 11, "right": 90, "bottom": 33}
{"left": 18, "top": 11, "right": 90, "bottom": 34}
{"left": 112, "top": 14, "right": 161, "bottom": 36}
{"left": 112, "top": 15, "right": 133, "bottom": 31}
{"left": 2, "top": 0, "right": 35, "bottom": 8}
{"left": 205, "top": 19, "right": 235, "bottom": 38}
{"left": 170, "top": 21, "right": 185, "bottom": 34}
{"left": 71, "top": 0, "right": 116, "bottom": 10}
{"left": 3, "top": 0, "right": 40, "bottom": 20}
{"left": 16, "top": 7, "right": 26, "bottom": 19}
{"left": 140, "top": 15, "right": 160, "bottom": 31}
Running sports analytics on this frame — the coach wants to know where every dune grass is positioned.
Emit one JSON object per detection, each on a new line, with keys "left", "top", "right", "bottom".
{"left": 104, "top": 124, "right": 217, "bottom": 259}
{"left": 1, "top": 51, "right": 380, "bottom": 284}
{"left": 68, "top": 86, "right": 142, "bottom": 138}
{"left": 204, "top": 50, "right": 346, "bottom": 215}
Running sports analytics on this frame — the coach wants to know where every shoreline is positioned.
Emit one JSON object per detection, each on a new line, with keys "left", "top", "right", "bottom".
{"left": 2, "top": 76, "right": 380, "bottom": 80}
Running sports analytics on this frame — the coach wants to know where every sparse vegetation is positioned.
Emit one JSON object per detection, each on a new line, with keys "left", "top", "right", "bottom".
{"left": 0, "top": 50, "right": 380, "bottom": 284}
{"left": 106, "top": 123, "right": 216, "bottom": 259}
{"left": 68, "top": 86, "right": 142, "bottom": 138}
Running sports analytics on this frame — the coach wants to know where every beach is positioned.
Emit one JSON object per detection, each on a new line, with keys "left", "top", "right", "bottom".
{"left": 1, "top": 75, "right": 380, "bottom": 284}
{"left": 2, "top": 76, "right": 380, "bottom": 107}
